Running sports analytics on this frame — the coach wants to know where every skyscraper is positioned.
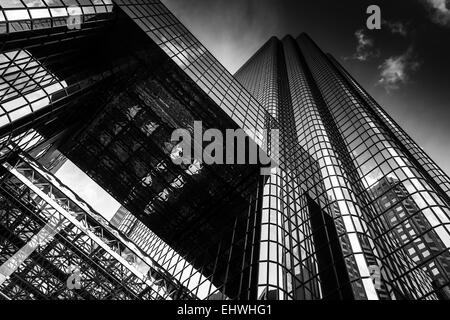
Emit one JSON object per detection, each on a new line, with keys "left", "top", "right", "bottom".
{"left": 0, "top": 0, "right": 449, "bottom": 300}
{"left": 234, "top": 35, "right": 450, "bottom": 300}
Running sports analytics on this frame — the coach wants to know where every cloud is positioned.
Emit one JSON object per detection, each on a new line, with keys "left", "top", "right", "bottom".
{"left": 383, "top": 20, "right": 408, "bottom": 36}
{"left": 422, "top": 0, "right": 450, "bottom": 27}
{"left": 377, "top": 47, "right": 421, "bottom": 92}
{"left": 346, "top": 29, "right": 380, "bottom": 61}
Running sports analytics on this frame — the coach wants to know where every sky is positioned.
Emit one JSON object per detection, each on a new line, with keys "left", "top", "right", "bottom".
{"left": 162, "top": 0, "right": 450, "bottom": 176}
{"left": 56, "top": 161, "right": 120, "bottom": 220}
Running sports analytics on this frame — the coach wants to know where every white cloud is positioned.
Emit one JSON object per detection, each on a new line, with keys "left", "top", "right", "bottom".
{"left": 377, "top": 47, "right": 421, "bottom": 92}
{"left": 383, "top": 20, "right": 408, "bottom": 36}
{"left": 347, "top": 29, "right": 380, "bottom": 61}
{"left": 423, "top": 0, "right": 450, "bottom": 27}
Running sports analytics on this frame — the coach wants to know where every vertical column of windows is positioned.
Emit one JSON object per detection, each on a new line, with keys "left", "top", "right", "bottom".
{"left": 284, "top": 36, "right": 380, "bottom": 299}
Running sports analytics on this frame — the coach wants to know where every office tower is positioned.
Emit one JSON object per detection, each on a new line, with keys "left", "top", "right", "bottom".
{"left": 0, "top": 0, "right": 449, "bottom": 300}
{"left": 234, "top": 35, "right": 450, "bottom": 300}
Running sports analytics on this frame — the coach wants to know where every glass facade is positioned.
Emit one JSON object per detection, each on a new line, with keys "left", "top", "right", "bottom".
{"left": 108, "top": 206, "right": 229, "bottom": 300}
{"left": 234, "top": 34, "right": 450, "bottom": 299}
{"left": 297, "top": 34, "right": 450, "bottom": 299}
{"left": 0, "top": 0, "right": 449, "bottom": 300}
{"left": 0, "top": 0, "right": 114, "bottom": 34}
{"left": 236, "top": 36, "right": 375, "bottom": 300}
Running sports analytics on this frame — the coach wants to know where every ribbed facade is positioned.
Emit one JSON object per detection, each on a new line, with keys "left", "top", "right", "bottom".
{"left": 234, "top": 35, "right": 450, "bottom": 300}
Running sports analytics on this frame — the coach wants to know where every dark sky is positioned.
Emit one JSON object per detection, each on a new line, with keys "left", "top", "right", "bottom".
{"left": 162, "top": 0, "right": 450, "bottom": 176}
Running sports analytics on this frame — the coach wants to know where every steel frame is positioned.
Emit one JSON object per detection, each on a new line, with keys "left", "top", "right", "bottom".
{"left": 0, "top": 152, "right": 195, "bottom": 300}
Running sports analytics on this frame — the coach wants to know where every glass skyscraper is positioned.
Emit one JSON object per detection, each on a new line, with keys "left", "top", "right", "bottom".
{"left": 0, "top": 0, "right": 450, "bottom": 300}
{"left": 234, "top": 35, "right": 450, "bottom": 300}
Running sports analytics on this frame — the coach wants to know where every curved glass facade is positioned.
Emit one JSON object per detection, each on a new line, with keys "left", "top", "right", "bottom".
{"left": 235, "top": 33, "right": 450, "bottom": 299}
